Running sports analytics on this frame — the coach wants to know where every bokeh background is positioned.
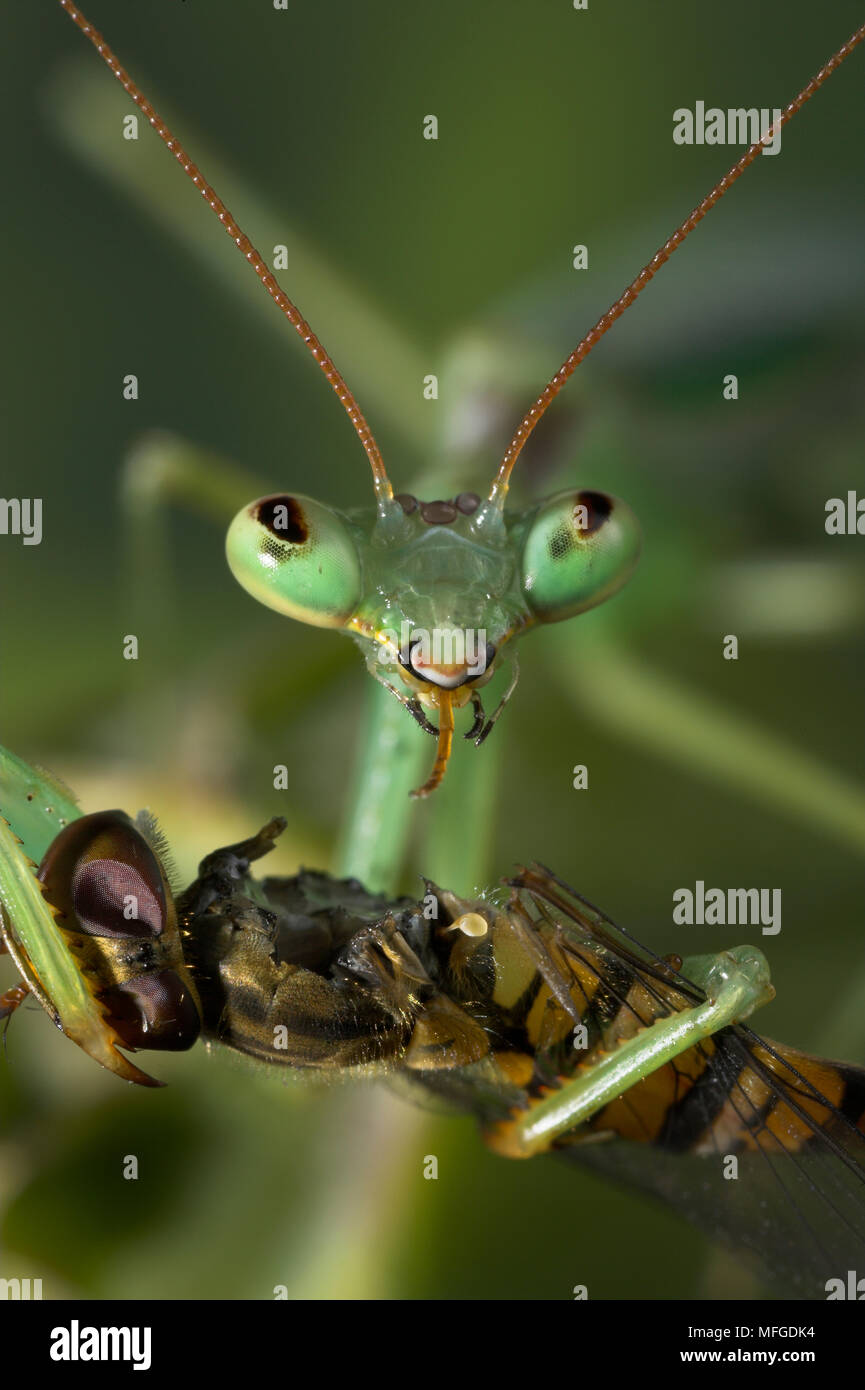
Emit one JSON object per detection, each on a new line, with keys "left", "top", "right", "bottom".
{"left": 0, "top": 0, "right": 863, "bottom": 1299}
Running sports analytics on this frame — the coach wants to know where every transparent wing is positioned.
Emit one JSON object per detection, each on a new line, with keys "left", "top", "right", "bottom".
{"left": 513, "top": 864, "right": 865, "bottom": 1298}
{"left": 567, "top": 1028, "right": 865, "bottom": 1298}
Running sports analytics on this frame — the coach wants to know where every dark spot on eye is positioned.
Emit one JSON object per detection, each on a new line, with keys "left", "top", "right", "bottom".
{"left": 455, "top": 492, "right": 480, "bottom": 515}
{"left": 420, "top": 500, "right": 457, "bottom": 525}
{"left": 575, "top": 491, "right": 612, "bottom": 534}
{"left": 395, "top": 493, "right": 418, "bottom": 514}
{"left": 254, "top": 495, "right": 308, "bottom": 543}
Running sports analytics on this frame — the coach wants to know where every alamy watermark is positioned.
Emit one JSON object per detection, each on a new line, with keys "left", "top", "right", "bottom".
{"left": 673, "top": 104, "right": 782, "bottom": 156}
{"left": 377, "top": 623, "right": 488, "bottom": 676}
{"left": 50, "top": 1321, "right": 151, "bottom": 1371}
{"left": 673, "top": 881, "right": 781, "bottom": 935}
{"left": 825, "top": 491, "right": 865, "bottom": 535}
{"left": 0, "top": 1277, "right": 42, "bottom": 1299}
{"left": 0, "top": 497, "right": 41, "bottom": 545}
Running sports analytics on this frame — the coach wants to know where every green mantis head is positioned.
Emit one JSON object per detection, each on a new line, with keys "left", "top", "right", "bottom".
{"left": 227, "top": 476, "right": 639, "bottom": 795}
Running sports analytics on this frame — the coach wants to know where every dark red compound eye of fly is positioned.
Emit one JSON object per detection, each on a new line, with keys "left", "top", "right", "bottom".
{"left": 71, "top": 856, "right": 164, "bottom": 939}
{"left": 99, "top": 970, "right": 201, "bottom": 1051}
{"left": 37, "top": 810, "right": 202, "bottom": 1055}
{"left": 39, "top": 811, "right": 168, "bottom": 939}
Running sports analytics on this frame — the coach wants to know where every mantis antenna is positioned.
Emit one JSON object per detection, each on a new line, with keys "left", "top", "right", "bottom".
{"left": 56, "top": 0, "right": 394, "bottom": 509}
{"left": 487, "top": 20, "right": 865, "bottom": 508}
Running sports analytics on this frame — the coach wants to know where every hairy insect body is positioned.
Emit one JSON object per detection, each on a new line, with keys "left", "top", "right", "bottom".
{"left": 174, "top": 835, "right": 865, "bottom": 1293}
{"left": 179, "top": 830, "right": 492, "bottom": 1072}
{"left": 177, "top": 825, "right": 865, "bottom": 1169}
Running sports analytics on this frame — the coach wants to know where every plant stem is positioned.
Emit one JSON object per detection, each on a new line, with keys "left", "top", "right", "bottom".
{"left": 421, "top": 704, "right": 500, "bottom": 896}
{"left": 333, "top": 682, "right": 427, "bottom": 894}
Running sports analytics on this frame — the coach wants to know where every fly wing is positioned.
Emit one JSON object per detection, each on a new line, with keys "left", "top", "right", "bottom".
{"left": 570, "top": 1028, "right": 865, "bottom": 1298}
{"left": 512, "top": 864, "right": 865, "bottom": 1297}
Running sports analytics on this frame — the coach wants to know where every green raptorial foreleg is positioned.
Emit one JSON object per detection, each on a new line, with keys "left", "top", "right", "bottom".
{"left": 484, "top": 946, "right": 774, "bottom": 1158}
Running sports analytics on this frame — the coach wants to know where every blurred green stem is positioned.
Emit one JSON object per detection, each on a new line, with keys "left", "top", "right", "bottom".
{"left": 555, "top": 633, "right": 865, "bottom": 853}
{"left": 333, "top": 682, "right": 427, "bottom": 894}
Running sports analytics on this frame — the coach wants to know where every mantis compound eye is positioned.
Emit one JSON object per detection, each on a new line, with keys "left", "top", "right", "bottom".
{"left": 37, "top": 811, "right": 202, "bottom": 1053}
{"left": 226, "top": 493, "right": 362, "bottom": 629}
{"left": 520, "top": 489, "right": 641, "bottom": 623}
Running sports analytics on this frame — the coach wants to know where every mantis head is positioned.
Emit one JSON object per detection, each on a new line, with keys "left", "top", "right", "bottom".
{"left": 226, "top": 478, "right": 640, "bottom": 796}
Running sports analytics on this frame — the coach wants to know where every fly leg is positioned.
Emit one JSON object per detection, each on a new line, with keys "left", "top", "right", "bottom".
{"left": 182, "top": 818, "right": 287, "bottom": 914}
{"left": 482, "top": 945, "right": 774, "bottom": 1158}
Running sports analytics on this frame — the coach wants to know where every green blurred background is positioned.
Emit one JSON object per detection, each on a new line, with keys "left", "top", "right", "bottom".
{"left": 0, "top": 0, "right": 863, "bottom": 1298}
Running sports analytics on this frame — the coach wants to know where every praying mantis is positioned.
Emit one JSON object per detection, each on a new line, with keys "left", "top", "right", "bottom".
{"left": 0, "top": 0, "right": 862, "bottom": 1301}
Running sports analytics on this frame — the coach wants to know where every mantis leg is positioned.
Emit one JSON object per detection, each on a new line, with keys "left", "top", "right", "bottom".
{"left": 120, "top": 432, "right": 270, "bottom": 634}
{"left": 123, "top": 432, "right": 264, "bottom": 524}
{"left": 555, "top": 633, "right": 865, "bottom": 855}
{"left": 483, "top": 945, "right": 774, "bottom": 1158}
{"left": 334, "top": 683, "right": 429, "bottom": 893}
